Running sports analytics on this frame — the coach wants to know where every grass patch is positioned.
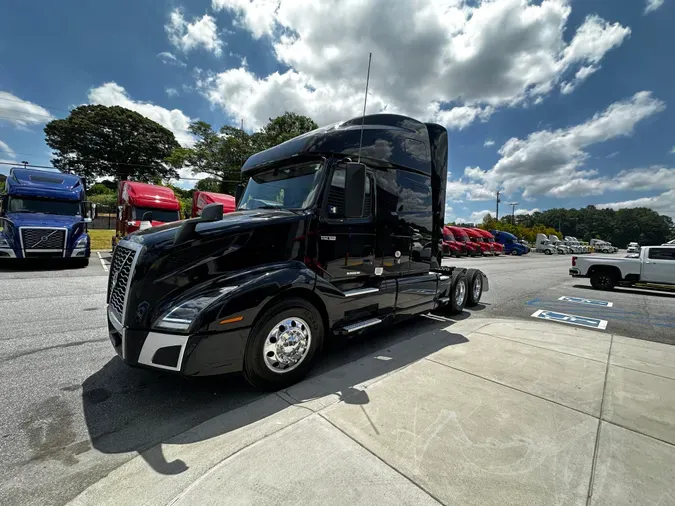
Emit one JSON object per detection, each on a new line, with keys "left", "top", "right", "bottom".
{"left": 89, "top": 229, "right": 115, "bottom": 250}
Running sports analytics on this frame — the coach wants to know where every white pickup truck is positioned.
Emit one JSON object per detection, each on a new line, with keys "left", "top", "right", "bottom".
{"left": 570, "top": 245, "right": 675, "bottom": 290}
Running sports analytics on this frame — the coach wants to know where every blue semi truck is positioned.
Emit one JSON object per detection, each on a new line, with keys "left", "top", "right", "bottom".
{"left": 490, "top": 230, "right": 530, "bottom": 256}
{"left": 0, "top": 167, "right": 94, "bottom": 267}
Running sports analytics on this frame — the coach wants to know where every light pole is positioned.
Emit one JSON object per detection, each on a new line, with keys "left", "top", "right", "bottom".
{"left": 509, "top": 202, "right": 519, "bottom": 224}
{"left": 496, "top": 190, "right": 501, "bottom": 221}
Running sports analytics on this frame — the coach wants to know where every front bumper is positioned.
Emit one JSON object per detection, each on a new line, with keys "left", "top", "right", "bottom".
{"left": 107, "top": 308, "right": 248, "bottom": 376}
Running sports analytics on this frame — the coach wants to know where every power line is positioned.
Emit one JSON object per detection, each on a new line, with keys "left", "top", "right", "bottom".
{"left": 0, "top": 95, "right": 73, "bottom": 114}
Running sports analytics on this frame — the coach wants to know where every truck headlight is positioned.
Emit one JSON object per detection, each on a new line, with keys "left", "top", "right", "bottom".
{"left": 75, "top": 235, "right": 89, "bottom": 248}
{"left": 154, "top": 286, "right": 239, "bottom": 332}
{"left": 0, "top": 236, "right": 9, "bottom": 248}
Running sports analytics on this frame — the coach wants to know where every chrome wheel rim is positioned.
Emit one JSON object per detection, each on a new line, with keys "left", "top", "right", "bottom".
{"left": 473, "top": 276, "right": 482, "bottom": 300}
{"left": 263, "top": 316, "right": 311, "bottom": 374}
{"left": 455, "top": 280, "right": 466, "bottom": 307}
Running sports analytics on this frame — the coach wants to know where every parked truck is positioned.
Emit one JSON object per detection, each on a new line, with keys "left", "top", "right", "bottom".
{"left": 477, "top": 228, "right": 503, "bottom": 256}
{"left": 192, "top": 190, "right": 236, "bottom": 218}
{"left": 446, "top": 225, "right": 481, "bottom": 257}
{"left": 112, "top": 181, "right": 181, "bottom": 248}
{"left": 549, "top": 235, "right": 571, "bottom": 254}
{"left": 536, "top": 233, "right": 557, "bottom": 255}
{"left": 442, "top": 226, "right": 467, "bottom": 257}
{"left": 105, "top": 114, "right": 489, "bottom": 390}
{"left": 570, "top": 245, "right": 675, "bottom": 290}
{"left": 491, "top": 230, "right": 529, "bottom": 256}
{"left": 590, "top": 239, "right": 617, "bottom": 253}
{"left": 464, "top": 227, "right": 493, "bottom": 256}
{"left": 0, "top": 167, "right": 94, "bottom": 266}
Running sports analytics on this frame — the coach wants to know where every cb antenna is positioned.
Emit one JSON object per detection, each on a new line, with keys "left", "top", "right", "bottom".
{"left": 357, "top": 52, "right": 372, "bottom": 164}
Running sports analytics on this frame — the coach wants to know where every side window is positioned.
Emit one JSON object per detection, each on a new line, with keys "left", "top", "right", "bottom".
{"left": 326, "top": 167, "right": 373, "bottom": 219}
{"left": 648, "top": 248, "right": 675, "bottom": 260}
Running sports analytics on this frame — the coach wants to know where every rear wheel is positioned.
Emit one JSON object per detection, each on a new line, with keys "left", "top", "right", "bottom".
{"left": 466, "top": 269, "right": 483, "bottom": 307}
{"left": 590, "top": 270, "right": 617, "bottom": 291}
{"left": 448, "top": 271, "right": 468, "bottom": 314}
{"left": 243, "top": 297, "right": 324, "bottom": 390}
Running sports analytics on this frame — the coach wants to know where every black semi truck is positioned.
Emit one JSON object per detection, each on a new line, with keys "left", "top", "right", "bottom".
{"left": 106, "top": 114, "right": 488, "bottom": 390}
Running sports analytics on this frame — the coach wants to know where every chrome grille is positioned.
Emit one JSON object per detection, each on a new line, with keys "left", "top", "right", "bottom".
{"left": 108, "top": 244, "right": 137, "bottom": 318}
{"left": 21, "top": 228, "right": 66, "bottom": 249}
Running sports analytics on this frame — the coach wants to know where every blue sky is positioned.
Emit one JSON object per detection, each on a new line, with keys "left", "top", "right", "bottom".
{"left": 1, "top": 0, "right": 673, "bottom": 221}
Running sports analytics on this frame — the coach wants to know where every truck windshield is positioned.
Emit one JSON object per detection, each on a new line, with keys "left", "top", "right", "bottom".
{"left": 238, "top": 161, "right": 323, "bottom": 211}
{"left": 132, "top": 207, "right": 180, "bottom": 222}
{"left": 8, "top": 196, "right": 81, "bottom": 216}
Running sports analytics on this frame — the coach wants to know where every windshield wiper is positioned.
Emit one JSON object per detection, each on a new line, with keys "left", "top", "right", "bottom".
{"left": 255, "top": 205, "right": 284, "bottom": 209}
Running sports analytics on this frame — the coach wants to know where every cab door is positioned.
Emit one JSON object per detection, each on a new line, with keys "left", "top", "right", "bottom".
{"left": 642, "top": 248, "right": 675, "bottom": 284}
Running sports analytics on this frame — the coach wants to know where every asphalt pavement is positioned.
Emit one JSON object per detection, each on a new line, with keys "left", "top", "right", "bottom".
{"left": 0, "top": 251, "right": 673, "bottom": 505}
{"left": 447, "top": 252, "right": 675, "bottom": 345}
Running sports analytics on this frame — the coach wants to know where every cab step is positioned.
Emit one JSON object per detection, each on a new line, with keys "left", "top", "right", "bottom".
{"left": 342, "top": 318, "right": 382, "bottom": 333}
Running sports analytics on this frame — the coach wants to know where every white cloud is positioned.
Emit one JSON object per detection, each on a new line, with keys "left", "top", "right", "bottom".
{"left": 515, "top": 207, "right": 540, "bottom": 215}
{"left": 166, "top": 9, "right": 223, "bottom": 56}
{"left": 645, "top": 0, "right": 665, "bottom": 14}
{"left": 157, "top": 51, "right": 187, "bottom": 67}
{"left": 560, "top": 65, "right": 599, "bottom": 95}
{"left": 670, "top": 146, "right": 675, "bottom": 155}
{"left": 165, "top": 88, "right": 179, "bottom": 97}
{"left": 200, "top": 0, "right": 630, "bottom": 130}
{"left": 599, "top": 190, "right": 675, "bottom": 218}
{"left": 88, "top": 82, "right": 195, "bottom": 146}
{"left": 0, "top": 139, "right": 15, "bottom": 158}
{"left": 469, "top": 210, "right": 492, "bottom": 222}
{"left": 490, "top": 91, "right": 665, "bottom": 198}
{"left": 212, "top": 0, "right": 279, "bottom": 39}
{"left": 484, "top": 139, "right": 495, "bottom": 147}
{"left": 0, "top": 91, "right": 54, "bottom": 127}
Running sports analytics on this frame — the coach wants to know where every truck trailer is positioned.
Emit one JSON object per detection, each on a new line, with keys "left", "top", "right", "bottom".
{"left": 112, "top": 181, "right": 181, "bottom": 248}
{"left": 105, "top": 114, "right": 489, "bottom": 390}
{"left": 0, "top": 167, "right": 94, "bottom": 266}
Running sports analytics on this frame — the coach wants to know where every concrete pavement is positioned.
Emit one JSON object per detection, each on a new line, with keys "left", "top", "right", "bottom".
{"left": 68, "top": 317, "right": 675, "bottom": 506}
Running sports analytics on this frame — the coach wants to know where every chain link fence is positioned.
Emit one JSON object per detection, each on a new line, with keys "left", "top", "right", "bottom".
{"left": 90, "top": 204, "right": 116, "bottom": 229}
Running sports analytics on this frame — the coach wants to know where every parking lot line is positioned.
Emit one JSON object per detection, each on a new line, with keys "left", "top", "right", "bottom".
{"left": 97, "top": 251, "right": 109, "bottom": 273}
{"left": 531, "top": 309, "right": 608, "bottom": 330}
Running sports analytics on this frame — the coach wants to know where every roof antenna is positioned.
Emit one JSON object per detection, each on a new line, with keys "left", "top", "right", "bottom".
{"left": 357, "top": 52, "right": 372, "bottom": 164}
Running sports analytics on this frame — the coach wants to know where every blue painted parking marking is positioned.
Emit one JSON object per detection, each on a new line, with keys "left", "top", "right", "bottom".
{"left": 531, "top": 309, "right": 608, "bottom": 330}
{"left": 558, "top": 296, "right": 613, "bottom": 307}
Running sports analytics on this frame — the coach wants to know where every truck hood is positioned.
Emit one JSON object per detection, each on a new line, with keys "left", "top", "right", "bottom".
{"left": 3, "top": 212, "right": 84, "bottom": 229}
{"left": 119, "top": 207, "right": 312, "bottom": 328}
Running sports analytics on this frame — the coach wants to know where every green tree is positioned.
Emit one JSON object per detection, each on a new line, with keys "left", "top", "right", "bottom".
{"left": 258, "top": 112, "right": 318, "bottom": 147}
{"left": 168, "top": 112, "right": 318, "bottom": 194}
{"left": 88, "top": 183, "right": 115, "bottom": 196}
{"left": 195, "top": 177, "right": 222, "bottom": 192}
{"left": 45, "top": 105, "right": 180, "bottom": 182}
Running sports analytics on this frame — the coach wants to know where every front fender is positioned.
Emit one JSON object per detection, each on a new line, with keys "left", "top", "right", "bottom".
{"left": 194, "top": 261, "right": 318, "bottom": 334}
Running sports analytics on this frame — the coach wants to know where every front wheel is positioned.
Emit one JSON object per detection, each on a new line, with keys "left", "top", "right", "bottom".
{"left": 544, "top": 249, "right": 552, "bottom": 255}
{"left": 243, "top": 297, "right": 324, "bottom": 391}
{"left": 511, "top": 250, "right": 519, "bottom": 256}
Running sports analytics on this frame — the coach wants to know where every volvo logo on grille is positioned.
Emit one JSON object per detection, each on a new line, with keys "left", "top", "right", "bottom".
{"left": 41, "top": 236, "right": 49, "bottom": 242}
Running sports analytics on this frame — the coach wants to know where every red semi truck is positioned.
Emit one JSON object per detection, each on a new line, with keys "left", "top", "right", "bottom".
{"left": 463, "top": 227, "right": 493, "bottom": 256}
{"left": 192, "top": 191, "right": 236, "bottom": 217}
{"left": 112, "top": 181, "right": 181, "bottom": 248}
{"left": 476, "top": 228, "right": 503, "bottom": 256}
{"left": 446, "top": 226, "right": 481, "bottom": 257}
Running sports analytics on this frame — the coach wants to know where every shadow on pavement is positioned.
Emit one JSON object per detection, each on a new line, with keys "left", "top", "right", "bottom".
{"left": 0, "top": 258, "right": 87, "bottom": 272}
{"left": 572, "top": 284, "right": 675, "bottom": 299}
{"left": 81, "top": 315, "right": 470, "bottom": 474}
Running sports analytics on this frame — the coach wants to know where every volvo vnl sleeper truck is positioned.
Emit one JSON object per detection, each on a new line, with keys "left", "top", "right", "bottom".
{"left": 0, "top": 167, "right": 94, "bottom": 266}
{"left": 105, "top": 114, "right": 489, "bottom": 390}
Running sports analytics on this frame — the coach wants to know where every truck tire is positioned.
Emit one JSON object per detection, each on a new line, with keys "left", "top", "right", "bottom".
{"left": 465, "top": 269, "right": 483, "bottom": 307}
{"left": 511, "top": 250, "right": 519, "bottom": 256}
{"left": 73, "top": 258, "right": 89, "bottom": 269}
{"left": 243, "top": 297, "right": 324, "bottom": 391}
{"left": 590, "top": 269, "right": 617, "bottom": 291}
{"left": 448, "top": 271, "right": 468, "bottom": 314}
{"left": 544, "top": 249, "right": 552, "bottom": 255}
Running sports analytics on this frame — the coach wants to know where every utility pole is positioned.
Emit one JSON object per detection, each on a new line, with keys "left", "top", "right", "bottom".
{"left": 240, "top": 119, "right": 244, "bottom": 131}
{"left": 495, "top": 190, "right": 501, "bottom": 221}
{"left": 509, "top": 202, "right": 519, "bottom": 224}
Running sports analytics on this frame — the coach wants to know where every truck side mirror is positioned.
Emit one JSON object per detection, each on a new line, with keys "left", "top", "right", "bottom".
{"left": 343, "top": 162, "right": 366, "bottom": 218}
{"left": 201, "top": 203, "right": 223, "bottom": 222}
{"left": 235, "top": 183, "right": 244, "bottom": 206}
{"left": 83, "top": 201, "right": 96, "bottom": 223}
